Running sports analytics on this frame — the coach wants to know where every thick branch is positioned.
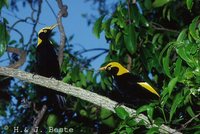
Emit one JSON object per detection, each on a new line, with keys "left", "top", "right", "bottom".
{"left": 0, "top": 67, "right": 181, "bottom": 134}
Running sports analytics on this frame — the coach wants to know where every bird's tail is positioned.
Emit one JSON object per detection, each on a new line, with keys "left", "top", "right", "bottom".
{"left": 56, "top": 94, "right": 67, "bottom": 109}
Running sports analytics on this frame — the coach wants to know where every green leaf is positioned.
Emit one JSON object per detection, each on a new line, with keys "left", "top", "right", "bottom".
{"left": 0, "top": 43, "right": 6, "bottom": 57}
{"left": 152, "top": 33, "right": 160, "bottom": 44}
{"left": 130, "top": 5, "right": 140, "bottom": 27}
{"left": 167, "top": 77, "right": 178, "bottom": 96}
{"left": 127, "top": 118, "right": 137, "bottom": 126}
{"left": 169, "top": 93, "right": 184, "bottom": 122}
{"left": 0, "top": 22, "right": 9, "bottom": 57}
{"left": 189, "top": 16, "right": 200, "bottom": 40}
{"left": 86, "top": 70, "right": 94, "bottom": 83}
{"left": 100, "top": 108, "right": 116, "bottom": 127}
{"left": 124, "top": 24, "right": 137, "bottom": 55}
{"left": 80, "top": 109, "right": 88, "bottom": 117}
{"left": 126, "top": 127, "right": 133, "bottom": 134}
{"left": 186, "top": 0, "right": 193, "bottom": 10}
{"left": 47, "top": 114, "right": 58, "bottom": 127}
{"left": 0, "top": 0, "right": 8, "bottom": 10}
{"left": 80, "top": 73, "right": 86, "bottom": 87}
{"left": 147, "top": 127, "right": 159, "bottom": 134}
{"left": 144, "top": 0, "right": 152, "bottom": 10}
{"left": 140, "top": 16, "right": 149, "bottom": 27}
{"left": 153, "top": 0, "right": 171, "bottom": 8}
{"left": 154, "top": 117, "right": 164, "bottom": 125}
{"left": 93, "top": 15, "right": 105, "bottom": 38}
{"left": 136, "top": 105, "right": 148, "bottom": 115}
{"left": 174, "top": 58, "right": 182, "bottom": 76}
{"left": 167, "top": 9, "right": 171, "bottom": 21}
{"left": 103, "top": 18, "right": 112, "bottom": 38}
{"left": 186, "top": 106, "right": 199, "bottom": 121}
{"left": 9, "top": 40, "right": 17, "bottom": 45}
{"left": 147, "top": 106, "right": 154, "bottom": 121}
{"left": 162, "top": 55, "right": 171, "bottom": 78}
{"left": 115, "top": 106, "right": 129, "bottom": 120}
{"left": 177, "top": 29, "right": 187, "bottom": 42}
{"left": 115, "top": 32, "right": 122, "bottom": 44}
{"left": 176, "top": 46, "right": 193, "bottom": 67}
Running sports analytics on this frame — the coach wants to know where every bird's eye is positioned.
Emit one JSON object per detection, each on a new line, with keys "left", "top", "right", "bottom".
{"left": 43, "top": 29, "right": 47, "bottom": 33}
{"left": 107, "top": 66, "right": 111, "bottom": 71}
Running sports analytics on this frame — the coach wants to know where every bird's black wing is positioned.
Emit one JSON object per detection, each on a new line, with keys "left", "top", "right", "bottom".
{"left": 115, "top": 73, "right": 159, "bottom": 102}
{"left": 35, "top": 42, "right": 67, "bottom": 110}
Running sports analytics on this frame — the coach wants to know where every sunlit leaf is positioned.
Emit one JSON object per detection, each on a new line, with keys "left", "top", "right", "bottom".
{"left": 115, "top": 32, "right": 122, "bottom": 44}
{"left": 186, "top": 106, "right": 199, "bottom": 121}
{"left": 177, "top": 29, "right": 187, "bottom": 42}
{"left": 136, "top": 105, "right": 148, "bottom": 115}
{"left": 174, "top": 58, "right": 182, "bottom": 76}
{"left": 115, "top": 107, "right": 129, "bottom": 120}
{"left": 147, "top": 127, "right": 159, "bottom": 134}
{"left": 189, "top": 16, "right": 200, "bottom": 40}
{"left": 100, "top": 108, "right": 116, "bottom": 127}
{"left": 93, "top": 15, "right": 105, "bottom": 38}
{"left": 186, "top": 0, "right": 193, "bottom": 10}
{"left": 47, "top": 114, "right": 58, "bottom": 127}
{"left": 140, "top": 16, "right": 149, "bottom": 27}
{"left": 103, "top": 18, "right": 112, "bottom": 38}
{"left": 167, "top": 77, "right": 178, "bottom": 96}
{"left": 124, "top": 24, "right": 137, "bottom": 55}
{"left": 153, "top": 0, "right": 171, "bottom": 8}
{"left": 162, "top": 54, "right": 171, "bottom": 78}
{"left": 169, "top": 93, "right": 184, "bottom": 122}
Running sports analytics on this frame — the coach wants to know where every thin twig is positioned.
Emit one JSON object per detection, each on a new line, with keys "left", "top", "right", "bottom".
{"left": 178, "top": 112, "right": 200, "bottom": 132}
{"left": 151, "top": 22, "right": 179, "bottom": 33}
{"left": 29, "top": 105, "right": 47, "bottom": 134}
{"left": 26, "top": 0, "right": 42, "bottom": 50}
{"left": 78, "top": 48, "right": 109, "bottom": 55}
{"left": 45, "top": 0, "right": 57, "bottom": 18}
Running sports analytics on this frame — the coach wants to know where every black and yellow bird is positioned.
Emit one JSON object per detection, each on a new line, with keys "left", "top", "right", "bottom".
{"left": 35, "top": 24, "right": 66, "bottom": 110}
{"left": 100, "top": 62, "right": 160, "bottom": 106}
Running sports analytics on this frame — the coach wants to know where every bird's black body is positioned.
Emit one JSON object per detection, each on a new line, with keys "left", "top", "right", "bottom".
{"left": 36, "top": 41, "right": 60, "bottom": 79}
{"left": 35, "top": 24, "right": 66, "bottom": 110}
{"left": 114, "top": 73, "right": 159, "bottom": 105}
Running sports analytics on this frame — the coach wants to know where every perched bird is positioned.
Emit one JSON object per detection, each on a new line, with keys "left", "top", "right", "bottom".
{"left": 100, "top": 62, "right": 160, "bottom": 107}
{"left": 35, "top": 24, "right": 66, "bottom": 110}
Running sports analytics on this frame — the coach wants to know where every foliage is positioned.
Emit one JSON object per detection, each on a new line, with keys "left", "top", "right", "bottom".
{"left": 93, "top": 0, "right": 200, "bottom": 133}
{"left": 0, "top": 0, "right": 200, "bottom": 133}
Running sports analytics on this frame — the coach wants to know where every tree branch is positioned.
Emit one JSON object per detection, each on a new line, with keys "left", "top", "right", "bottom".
{"left": 29, "top": 105, "right": 47, "bottom": 134}
{"left": 56, "top": 0, "right": 68, "bottom": 66}
{"left": 6, "top": 47, "right": 26, "bottom": 69}
{"left": 0, "top": 67, "right": 181, "bottom": 134}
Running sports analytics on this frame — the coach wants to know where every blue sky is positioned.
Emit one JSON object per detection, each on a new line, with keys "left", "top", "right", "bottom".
{"left": 1, "top": 0, "right": 109, "bottom": 69}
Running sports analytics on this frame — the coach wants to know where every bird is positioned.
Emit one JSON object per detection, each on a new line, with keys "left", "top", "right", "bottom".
{"left": 35, "top": 24, "right": 67, "bottom": 110}
{"left": 99, "top": 62, "right": 160, "bottom": 107}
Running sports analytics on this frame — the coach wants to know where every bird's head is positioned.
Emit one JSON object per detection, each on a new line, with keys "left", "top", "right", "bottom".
{"left": 37, "top": 24, "right": 58, "bottom": 46}
{"left": 99, "top": 62, "right": 129, "bottom": 76}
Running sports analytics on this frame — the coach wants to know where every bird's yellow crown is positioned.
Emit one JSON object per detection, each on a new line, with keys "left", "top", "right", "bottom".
{"left": 100, "top": 62, "right": 129, "bottom": 76}
{"left": 37, "top": 24, "right": 58, "bottom": 46}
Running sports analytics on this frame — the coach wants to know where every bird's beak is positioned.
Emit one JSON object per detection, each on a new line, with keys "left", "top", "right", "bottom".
{"left": 99, "top": 66, "right": 106, "bottom": 71}
{"left": 50, "top": 24, "right": 58, "bottom": 30}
